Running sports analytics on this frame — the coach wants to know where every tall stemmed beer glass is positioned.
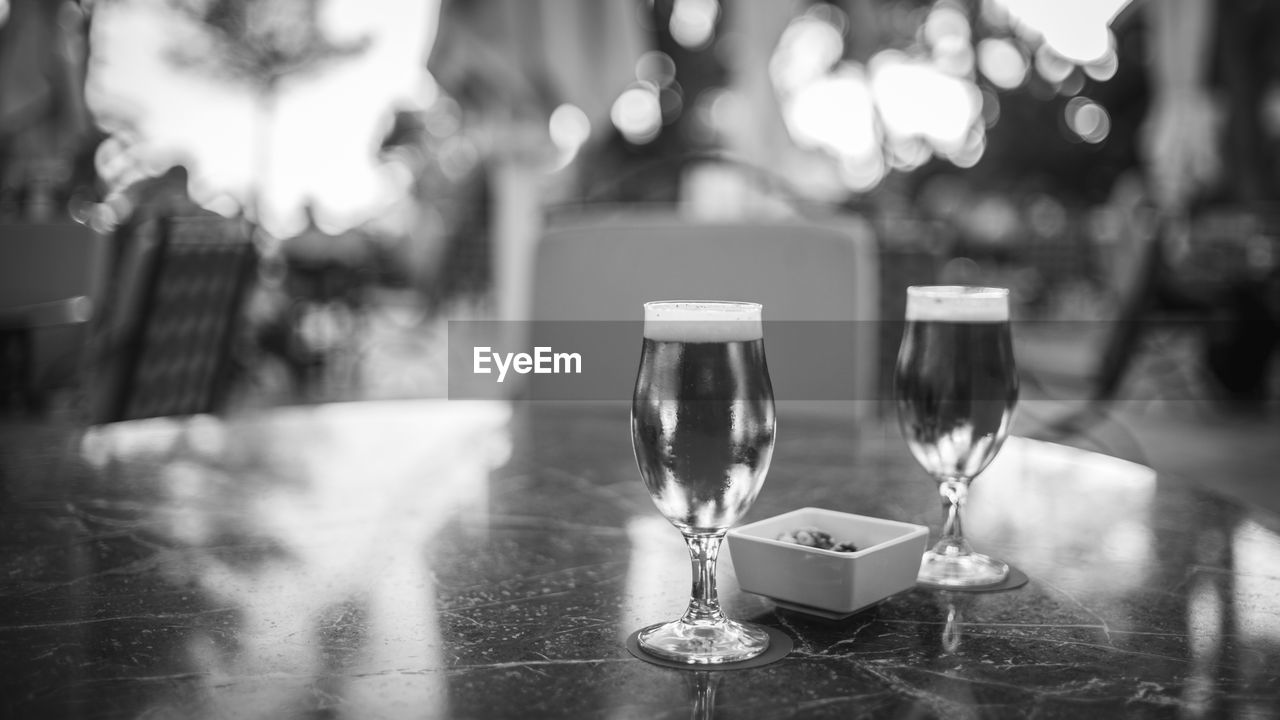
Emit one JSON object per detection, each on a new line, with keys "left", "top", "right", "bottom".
{"left": 632, "top": 301, "right": 776, "bottom": 664}
{"left": 894, "top": 287, "right": 1018, "bottom": 587}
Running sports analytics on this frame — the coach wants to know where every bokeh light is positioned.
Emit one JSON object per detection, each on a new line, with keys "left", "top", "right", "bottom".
{"left": 784, "top": 66, "right": 879, "bottom": 161}
{"left": 611, "top": 83, "right": 662, "bottom": 144}
{"left": 770, "top": 12, "right": 844, "bottom": 93}
{"left": 839, "top": 154, "right": 887, "bottom": 192}
{"left": 1065, "top": 96, "right": 1111, "bottom": 144}
{"left": 1083, "top": 46, "right": 1119, "bottom": 82}
{"left": 549, "top": 103, "right": 590, "bottom": 155}
{"left": 871, "top": 50, "right": 982, "bottom": 154}
{"left": 977, "top": 37, "right": 1027, "bottom": 89}
{"left": 669, "top": 0, "right": 718, "bottom": 50}
{"left": 949, "top": 132, "right": 985, "bottom": 168}
{"left": 888, "top": 137, "right": 932, "bottom": 172}
{"left": 1034, "top": 44, "right": 1075, "bottom": 85}
{"left": 771, "top": 6, "right": 991, "bottom": 192}
{"left": 925, "top": 2, "right": 974, "bottom": 77}
{"left": 635, "top": 50, "right": 677, "bottom": 86}
{"left": 924, "top": 3, "right": 971, "bottom": 48}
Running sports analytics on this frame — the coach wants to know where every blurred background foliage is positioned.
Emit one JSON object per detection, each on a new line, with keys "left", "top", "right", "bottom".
{"left": 7, "top": 0, "right": 1267, "bottom": 404}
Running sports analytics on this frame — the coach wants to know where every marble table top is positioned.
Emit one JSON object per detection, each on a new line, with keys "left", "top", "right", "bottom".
{"left": 1, "top": 400, "right": 1278, "bottom": 719}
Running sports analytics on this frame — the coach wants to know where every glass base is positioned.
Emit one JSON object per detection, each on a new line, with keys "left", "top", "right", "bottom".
{"left": 637, "top": 618, "right": 770, "bottom": 664}
{"left": 918, "top": 549, "right": 1009, "bottom": 588}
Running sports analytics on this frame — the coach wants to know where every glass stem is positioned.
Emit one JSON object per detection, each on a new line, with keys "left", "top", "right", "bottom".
{"left": 681, "top": 532, "right": 727, "bottom": 625}
{"left": 937, "top": 479, "right": 972, "bottom": 555}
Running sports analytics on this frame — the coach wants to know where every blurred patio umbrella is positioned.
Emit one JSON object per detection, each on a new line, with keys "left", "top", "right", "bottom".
{"left": 426, "top": 0, "right": 647, "bottom": 322}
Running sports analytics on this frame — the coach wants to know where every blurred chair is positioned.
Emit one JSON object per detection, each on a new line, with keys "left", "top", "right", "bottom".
{"left": 527, "top": 208, "right": 879, "bottom": 418}
{"left": 0, "top": 222, "right": 108, "bottom": 415}
{"left": 89, "top": 215, "right": 256, "bottom": 423}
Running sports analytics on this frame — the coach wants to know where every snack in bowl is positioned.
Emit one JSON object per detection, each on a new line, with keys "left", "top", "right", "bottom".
{"left": 775, "top": 528, "right": 858, "bottom": 553}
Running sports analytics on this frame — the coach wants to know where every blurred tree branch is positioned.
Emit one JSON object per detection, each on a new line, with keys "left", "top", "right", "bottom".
{"left": 157, "top": 0, "right": 371, "bottom": 228}
{"left": 164, "top": 0, "right": 370, "bottom": 94}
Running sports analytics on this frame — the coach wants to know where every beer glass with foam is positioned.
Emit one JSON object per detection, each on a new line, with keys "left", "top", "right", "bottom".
{"left": 631, "top": 301, "right": 776, "bottom": 663}
{"left": 894, "top": 286, "right": 1018, "bottom": 587}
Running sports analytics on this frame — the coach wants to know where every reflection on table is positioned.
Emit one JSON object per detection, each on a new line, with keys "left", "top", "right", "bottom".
{"left": 1, "top": 401, "right": 1278, "bottom": 718}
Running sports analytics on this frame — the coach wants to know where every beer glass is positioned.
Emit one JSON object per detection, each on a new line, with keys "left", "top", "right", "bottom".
{"left": 894, "top": 286, "right": 1018, "bottom": 587}
{"left": 631, "top": 301, "right": 776, "bottom": 663}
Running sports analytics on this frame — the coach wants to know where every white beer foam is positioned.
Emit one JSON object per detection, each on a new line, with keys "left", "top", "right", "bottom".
{"left": 905, "top": 286, "right": 1009, "bottom": 322}
{"left": 643, "top": 301, "right": 763, "bottom": 342}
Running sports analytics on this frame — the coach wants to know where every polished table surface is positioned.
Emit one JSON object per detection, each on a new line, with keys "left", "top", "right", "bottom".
{"left": 2, "top": 400, "right": 1279, "bottom": 719}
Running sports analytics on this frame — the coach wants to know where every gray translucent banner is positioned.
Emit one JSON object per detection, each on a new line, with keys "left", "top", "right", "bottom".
{"left": 447, "top": 320, "right": 1242, "bottom": 402}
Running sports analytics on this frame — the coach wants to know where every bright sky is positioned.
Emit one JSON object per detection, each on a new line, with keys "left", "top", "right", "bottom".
{"left": 87, "top": 0, "right": 438, "bottom": 237}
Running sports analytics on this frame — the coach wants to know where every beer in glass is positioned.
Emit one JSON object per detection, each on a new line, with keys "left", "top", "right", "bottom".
{"left": 894, "top": 286, "right": 1018, "bottom": 587}
{"left": 632, "top": 301, "right": 776, "bottom": 663}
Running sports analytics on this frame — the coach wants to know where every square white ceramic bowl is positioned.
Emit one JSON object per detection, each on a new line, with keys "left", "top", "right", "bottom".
{"left": 727, "top": 507, "right": 928, "bottom": 618}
